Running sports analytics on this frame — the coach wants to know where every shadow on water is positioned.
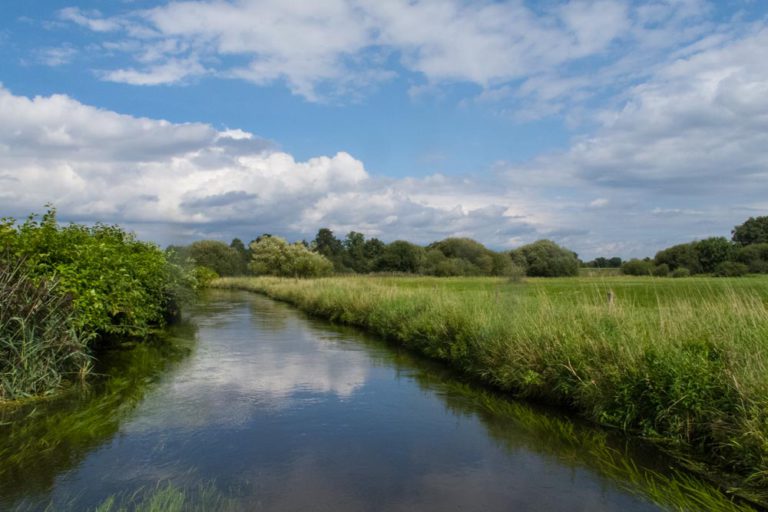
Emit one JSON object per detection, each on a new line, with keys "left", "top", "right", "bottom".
{"left": 0, "top": 289, "right": 761, "bottom": 511}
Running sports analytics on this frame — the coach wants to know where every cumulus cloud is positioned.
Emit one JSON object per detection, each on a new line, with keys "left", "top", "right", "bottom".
{"left": 0, "top": 86, "right": 537, "bottom": 250}
{"left": 53, "top": 0, "right": 716, "bottom": 108}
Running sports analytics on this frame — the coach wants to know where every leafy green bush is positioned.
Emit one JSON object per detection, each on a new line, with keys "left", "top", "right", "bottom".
{"left": 621, "top": 259, "right": 654, "bottom": 276}
{"left": 652, "top": 264, "right": 670, "bottom": 277}
{"left": 249, "top": 236, "right": 333, "bottom": 277}
{"left": 2, "top": 209, "right": 184, "bottom": 339}
{"left": 510, "top": 240, "right": 579, "bottom": 277}
{"left": 733, "top": 243, "right": 768, "bottom": 273}
{"left": 713, "top": 261, "right": 749, "bottom": 277}
{"left": 671, "top": 267, "right": 691, "bottom": 278}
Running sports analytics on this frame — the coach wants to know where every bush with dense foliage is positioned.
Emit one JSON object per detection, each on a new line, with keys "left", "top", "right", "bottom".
{"left": 621, "top": 259, "right": 654, "bottom": 276}
{"left": 511, "top": 240, "right": 579, "bottom": 277}
{"left": 186, "top": 240, "right": 247, "bottom": 276}
{"left": 713, "top": 261, "right": 749, "bottom": 277}
{"left": 2, "top": 210, "right": 182, "bottom": 338}
{"left": 249, "top": 236, "right": 333, "bottom": 277}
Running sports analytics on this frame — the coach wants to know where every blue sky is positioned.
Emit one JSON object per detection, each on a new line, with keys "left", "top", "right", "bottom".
{"left": 1, "top": 0, "right": 767, "bottom": 258}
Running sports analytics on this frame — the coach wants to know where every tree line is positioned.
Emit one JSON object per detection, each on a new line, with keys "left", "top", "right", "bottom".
{"left": 620, "top": 216, "right": 768, "bottom": 277}
{"left": 169, "top": 230, "right": 582, "bottom": 279}
{"left": 171, "top": 216, "right": 768, "bottom": 280}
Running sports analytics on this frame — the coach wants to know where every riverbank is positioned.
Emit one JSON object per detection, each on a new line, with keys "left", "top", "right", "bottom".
{"left": 211, "top": 275, "right": 768, "bottom": 504}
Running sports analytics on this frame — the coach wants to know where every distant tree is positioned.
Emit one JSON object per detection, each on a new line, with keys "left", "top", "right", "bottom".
{"left": 621, "top": 258, "right": 654, "bottom": 276}
{"left": 230, "top": 238, "right": 250, "bottom": 270}
{"left": 363, "top": 238, "right": 386, "bottom": 261}
{"left": 249, "top": 236, "right": 333, "bottom": 278}
{"left": 313, "top": 228, "right": 347, "bottom": 271}
{"left": 608, "top": 257, "right": 623, "bottom": 268}
{"left": 713, "top": 261, "right": 749, "bottom": 277}
{"left": 187, "top": 240, "right": 245, "bottom": 276}
{"left": 343, "top": 231, "right": 369, "bottom": 273}
{"left": 428, "top": 237, "right": 496, "bottom": 275}
{"left": 375, "top": 240, "right": 425, "bottom": 273}
{"left": 732, "top": 216, "right": 768, "bottom": 246}
{"left": 654, "top": 243, "right": 702, "bottom": 274}
{"left": 510, "top": 240, "right": 579, "bottom": 277}
{"left": 733, "top": 243, "right": 768, "bottom": 273}
{"left": 694, "top": 237, "right": 733, "bottom": 273}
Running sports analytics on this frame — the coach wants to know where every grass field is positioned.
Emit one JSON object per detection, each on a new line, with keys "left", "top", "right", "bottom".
{"left": 212, "top": 274, "right": 768, "bottom": 503}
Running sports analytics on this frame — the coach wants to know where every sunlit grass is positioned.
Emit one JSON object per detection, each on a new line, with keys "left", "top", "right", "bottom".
{"left": 212, "top": 274, "right": 768, "bottom": 504}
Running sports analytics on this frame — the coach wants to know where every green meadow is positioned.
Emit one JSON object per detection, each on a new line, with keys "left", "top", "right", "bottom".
{"left": 212, "top": 274, "right": 768, "bottom": 503}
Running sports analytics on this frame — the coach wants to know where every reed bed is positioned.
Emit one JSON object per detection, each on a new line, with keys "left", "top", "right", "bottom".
{"left": 0, "top": 263, "right": 91, "bottom": 401}
{"left": 212, "top": 275, "right": 768, "bottom": 501}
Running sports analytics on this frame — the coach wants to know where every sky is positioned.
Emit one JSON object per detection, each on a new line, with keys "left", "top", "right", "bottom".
{"left": 1, "top": 0, "right": 767, "bottom": 259}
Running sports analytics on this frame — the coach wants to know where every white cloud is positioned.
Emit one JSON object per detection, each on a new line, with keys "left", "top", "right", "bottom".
{"left": 0, "top": 86, "right": 536, "bottom": 250}
{"left": 54, "top": 0, "right": 713, "bottom": 106}
{"left": 33, "top": 46, "right": 77, "bottom": 67}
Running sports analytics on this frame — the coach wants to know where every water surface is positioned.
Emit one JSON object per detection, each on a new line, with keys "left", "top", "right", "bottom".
{"left": 0, "top": 290, "right": 726, "bottom": 511}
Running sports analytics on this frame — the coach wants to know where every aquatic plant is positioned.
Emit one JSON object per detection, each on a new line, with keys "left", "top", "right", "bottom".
{"left": 0, "top": 262, "right": 91, "bottom": 401}
{"left": 212, "top": 275, "right": 768, "bottom": 504}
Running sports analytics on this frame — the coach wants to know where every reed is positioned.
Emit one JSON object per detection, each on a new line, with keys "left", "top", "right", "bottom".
{"left": 212, "top": 275, "right": 768, "bottom": 502}
{"left": 0, "top": 263, "right": 91, "bottom": 401}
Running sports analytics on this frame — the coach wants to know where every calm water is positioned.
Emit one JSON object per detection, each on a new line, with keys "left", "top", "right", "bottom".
{"left": 0, "top": 290, "right": 711, "bottom": 511}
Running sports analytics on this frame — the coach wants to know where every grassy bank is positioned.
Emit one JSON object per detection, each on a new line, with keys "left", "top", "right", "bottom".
{"left": 212, "top": 275, "right": 768, "bottom": 503}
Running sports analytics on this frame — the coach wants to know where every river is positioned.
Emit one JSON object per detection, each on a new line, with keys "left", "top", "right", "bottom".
{"left": 0, "top": 290, "right": 736, "bottom": 511}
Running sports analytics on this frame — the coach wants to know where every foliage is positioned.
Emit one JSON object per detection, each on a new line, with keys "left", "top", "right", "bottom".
{"left": 621, "top": 259, "right": 654, "bottom": 276}
{"left": 652, "top": 263, "right": 669, "bottom": 277}
{"left": 0, "top": 262, "right": 91, "bottom": 400}
{"left": 374, "top": 240, "right": 426, "bottom": 273}
{"left": 188, "top": 240, "right": 247, "bottom": 276}
{"left": 734, "top": 243, "right": 768, "bottom": 273}
{"left": 2, "top": 209, "right": 182, "bottom": 338}
{"left": 714, "top": 261, "right": 749, "bottom": 277}
{"left": 249, "top": 236, "right": 333, "bottom": 277}
{"left": 732, "top": 216, "right": 768, "bottom": 246}
{"left": 511, "top": 239, "right": 579, "bottom": 277}
{"left": 654, "top": 242, "right": 702, "bottom": 274}
{"left": 585, "top": 256, "right": 623, "bottom": 268}
{"left": 671, "top": 267, "right": 691, "bottom": 278}
{"left": 695, "top": 237, "right": 733, "bottom": 273}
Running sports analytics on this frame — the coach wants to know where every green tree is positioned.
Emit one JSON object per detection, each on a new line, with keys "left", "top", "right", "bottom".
{"left": 654, "top": 243, "right": 702, "bottom": 274}
{"left": 732, "top": 216, "right": 768, "bottom": 246}
{"left": 621, "top": 258, "right": 654, "bottom": 276}
{"left": 249, "top": 236, "right": 333, "bottom": 278}
{"left": 510, "top": 240, "right": 579, "bottom": 277}
{"left": 186, "top": 240, "right": 246, "bottom": 276}
{"left": 375, "top": 241, "right": 425, "bottom": 273}
{"left": 733, "top": 243, "right": 768, "bottom": 273}
{"left": 343, "top": 231, "right": 369, "bottom": 273}
{"left": 694, "top": 237, "right": 733, "bottom": 273}
{"left": 313, "top": 228, "right": 346, "bottom": 272}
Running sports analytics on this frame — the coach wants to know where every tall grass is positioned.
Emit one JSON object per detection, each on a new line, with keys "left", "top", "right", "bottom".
{"left": 212, "top": 275, "right": 768, "bottom": 503}
{"left": 0, "top": 263, "right": 91, "bottom": 401}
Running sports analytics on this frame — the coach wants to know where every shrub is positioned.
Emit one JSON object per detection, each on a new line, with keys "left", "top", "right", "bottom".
{"left": 655, "top": 243, "right": 702, "bottom": 274}
{"left": 2, "top": 209, "right": 182, "bottom": 338}
{"left": 733, "top": 243, "right": 768, "bottom": 273}
{"left": 652, "top": 264, "right": 670, "bottom": 277}
{"left": 249, "top": 236, "right": 333, "bottom": 277}
{"left": 510, "top": 240, "right": 579, "bottom": 277}
{"left": 621, "top": 259, "right": 654, "bottom": 276}
{"left": 713, "top": 261, "right": 748, "bottom": 277}
{"left": 671, "top": 267, "right": 691, "bottom": 278}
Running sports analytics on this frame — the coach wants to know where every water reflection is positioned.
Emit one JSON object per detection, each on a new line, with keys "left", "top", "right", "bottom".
{"left": 0, "top": 290, "right": 755, "bottom": 511}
